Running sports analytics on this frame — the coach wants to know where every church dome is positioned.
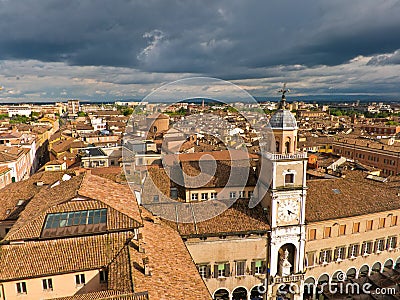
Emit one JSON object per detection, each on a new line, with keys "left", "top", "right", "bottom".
{"left": 269, "top": 109, "right": 297, "bottom": 130}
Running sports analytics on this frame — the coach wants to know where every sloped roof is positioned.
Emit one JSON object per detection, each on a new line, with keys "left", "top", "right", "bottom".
{"left": 51, "top": 137, "right": 77, "bottom": 153}
{"left": 0, "top": 231, "right": 135, "bottom": 281}
{"left": 0, "top": 166, "right": 11, "bottom": 174}
{"left": 180, "top": 160, "right": 257, "bottom": 188}
{"left": 0, "top": 171, "right": 70, "bottom": 221}
{"left": 3, "top": 173, "right": 142, "bottom": 241}
{"left": 131, "top": 211, "right": 212, "bottom": 300}
{"left": 0, "top": 146, "right": 30, "bottom": 163}
{"left": 155, "top": 199, "right": 270, "bottom": 236}
{"left": 49, "top": 291, "right": 148, "bottom": 300}
{"left": 306, "top": 171, "right": 400, "bottom": 222}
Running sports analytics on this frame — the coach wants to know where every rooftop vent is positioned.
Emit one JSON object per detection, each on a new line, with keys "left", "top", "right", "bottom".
{"left": 62, "top": 174, "right": 71, "bottom": 181}
{"left": 366, "top": 174, "right": 388, "bottom": 183}
{"left": 50, "top": 181, "right": 60, "bottom": 188}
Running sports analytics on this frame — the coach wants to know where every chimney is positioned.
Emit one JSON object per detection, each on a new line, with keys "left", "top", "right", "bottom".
{"left": 143, "top": 257, "right": 151, "bottom": 276}
{"left": 153, "top": 215, "right": 161, "bottom": 224}
{"left": 36, "top": 181, "right": 44, "bottom": 186}
{"left": 139, "top": 241, "right": 145, "bottom": 253}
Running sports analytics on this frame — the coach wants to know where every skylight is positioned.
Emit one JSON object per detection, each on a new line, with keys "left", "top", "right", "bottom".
{"left": 332, "top": 189, "right": 341, "bottom": 194}
{"left": 41, "top": 209, "right": 107, "bottom": 238}
{"left": 44, "top": 209, "right": 107, "bottom": 229}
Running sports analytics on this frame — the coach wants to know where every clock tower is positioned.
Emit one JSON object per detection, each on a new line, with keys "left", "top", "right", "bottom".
{"left": 259, "top": 85, "right": 307, "bottom": 299}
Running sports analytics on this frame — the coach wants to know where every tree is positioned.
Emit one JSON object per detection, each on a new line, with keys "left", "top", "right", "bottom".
{"left": 122, "top": 107, "right": 134, "bottom": 116}
{"left": 77, "top": 111, "right": 87, "bottom": 117}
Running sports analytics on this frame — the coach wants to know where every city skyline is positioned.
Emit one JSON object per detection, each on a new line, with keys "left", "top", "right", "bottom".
{"left": 0, "top": 0, "right": 400, "bottom": 102}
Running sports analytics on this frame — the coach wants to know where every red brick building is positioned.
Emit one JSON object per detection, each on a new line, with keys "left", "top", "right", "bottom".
{"left": 332, "top": 138, "right": 400, "bottom": 176}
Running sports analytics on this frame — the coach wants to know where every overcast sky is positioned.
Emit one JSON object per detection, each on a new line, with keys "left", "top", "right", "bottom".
{"left": 1, "top": 0, "right": 400, "bottom": 102}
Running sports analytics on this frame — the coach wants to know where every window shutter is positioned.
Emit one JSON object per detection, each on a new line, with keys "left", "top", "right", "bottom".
{"left": 319, "top": 252, "right": 324, "bottom": 264}
{"left": 224, "top": 263, "right": 230, "bottom": 277}
{"left": 309, "top": 229, "right": 316, "bottom": 240}
{"left": 261, "top": 261, "right": 267, "bottom": 273}
{"left": 206, "top": 265, "right": 211, "bottom": 278}
{"left": 251, "top": 262, "right": 256, "bottom": 275}
{"left": 361, "top": 243, "right": 366, "bottom": 254}
{"left": 213, "top": 265, "right": 218, "bottom": 278}
{"left": 324, "top": 227, "right": 331, "bottom": 238}
{"left": 339, "top": 225, "right": 346, "bottom": 235}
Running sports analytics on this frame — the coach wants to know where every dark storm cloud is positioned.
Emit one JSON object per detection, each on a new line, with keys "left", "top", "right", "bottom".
{"left": 1, "top": 0, "right": 400, "bottom": 76}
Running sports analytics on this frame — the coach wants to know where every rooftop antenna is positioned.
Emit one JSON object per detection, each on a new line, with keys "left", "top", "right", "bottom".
{"left": 278, "top": 83, "right": 290, "bottom": 109}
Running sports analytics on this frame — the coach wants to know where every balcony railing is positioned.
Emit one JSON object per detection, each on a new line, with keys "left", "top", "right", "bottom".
{"left": 263, "top": 152, "right": 307, "bottom": 161}
{"left": 273, "top": 274, "right": 304, "bottom": 284}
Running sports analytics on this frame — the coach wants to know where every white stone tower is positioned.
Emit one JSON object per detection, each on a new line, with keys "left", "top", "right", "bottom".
{"left": 259, "top": 84, "right": 307, "bottom": 299}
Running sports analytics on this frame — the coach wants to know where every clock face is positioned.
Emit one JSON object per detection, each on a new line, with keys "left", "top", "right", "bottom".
{"left": 277, "top": 199, "right": 299, "bottom": 224}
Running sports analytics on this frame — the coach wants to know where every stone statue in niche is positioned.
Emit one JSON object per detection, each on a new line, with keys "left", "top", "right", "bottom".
{"left": 280, "top": 248, "right": 292, "bottom": 276}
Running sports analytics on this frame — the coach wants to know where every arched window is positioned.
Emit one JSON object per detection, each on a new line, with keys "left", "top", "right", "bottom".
{"left": 285, "top": 141, "right": 290, "bottom": 153}
{"left": 232, "top": 287, "right": 247, "bottom": 300}
{"left": 275, "top": 141, "right": 280, "bottom": 152}
{"left": 214, "top": 289, "right": 229, "bottom": 300}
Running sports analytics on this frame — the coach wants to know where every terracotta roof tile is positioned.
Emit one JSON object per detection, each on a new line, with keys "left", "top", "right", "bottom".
{"left": 155, "top": 199, "right": 270, "bottom": 236}
{"left": 0, "top": 231, "right": 134, "bottom": 281}
{"left": 4, "top": 173, "right": 142, "bottom": 241}
{"left": 49, "top": 291, "right": 149, "bottom": 300}
{"left": 131, "top": 214, "right": 211, "bottom": 300}
{"left": 306, "top": 170, "right": 400, "bottom": 222}
{"left": 0, "top": 171, "right": 70, "bottom": 221}
{"left": 78, "top": 174, "right": 142, "bottom": 225}
{"left": 52, "top": 138, "right": 78, "bottom": 153}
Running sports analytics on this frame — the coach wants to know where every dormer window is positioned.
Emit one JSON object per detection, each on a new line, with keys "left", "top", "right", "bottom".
{"left": 42, "top": 209, "right": 107, "bottom": 238}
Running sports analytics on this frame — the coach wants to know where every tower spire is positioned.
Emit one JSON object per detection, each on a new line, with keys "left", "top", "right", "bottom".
{"left": 278, "top": 83, "right": 290, "bottom": 109}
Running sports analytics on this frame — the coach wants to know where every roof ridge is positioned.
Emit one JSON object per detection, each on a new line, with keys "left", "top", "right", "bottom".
{"left": 3, "top": 175, "right": 84, "bottom": 242}
{"left": 190, "top": 203, "right": 198, "bottom": 235}
{"left": 76, "top": 171, "right": 89, "bottom": 197}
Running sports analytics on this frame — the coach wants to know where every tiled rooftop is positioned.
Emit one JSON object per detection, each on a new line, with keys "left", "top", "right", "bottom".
{"left": 0, "top": 231, "right": 135, "bottom": 281}
{"left": 306, "top": 170, "right": 400, "bottom": 222}
{"left": 0, "top": 171, "right": 70, "bottom": 221}
{"left": 4, "top": 172, "right": 142, "bottom": 241}
{"left": 147, "top": 199, "right": 270, "bottom": 236}
{"left": 131, "top": 211, "right": 212, "bottom": 300}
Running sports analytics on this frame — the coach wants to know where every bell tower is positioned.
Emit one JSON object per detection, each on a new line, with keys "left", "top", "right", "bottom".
{"left": 260, "top": 84, "right": 307, "bottom": 299}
